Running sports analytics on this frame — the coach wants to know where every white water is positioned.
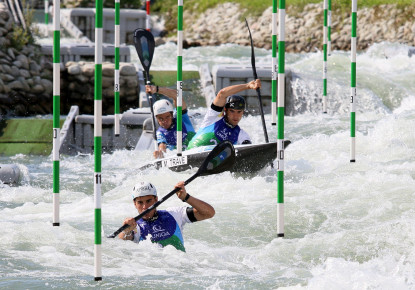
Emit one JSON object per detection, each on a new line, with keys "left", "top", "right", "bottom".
{"left": 1, "top": 41, "right": 415, "bottom": 289}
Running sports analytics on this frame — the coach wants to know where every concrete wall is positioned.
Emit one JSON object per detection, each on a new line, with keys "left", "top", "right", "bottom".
{"left": 62, "top": 8, "right": 147, "bottom": 44}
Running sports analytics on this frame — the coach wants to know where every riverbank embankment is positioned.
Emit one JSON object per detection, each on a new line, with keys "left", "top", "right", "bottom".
{"left": 163, "top": 2, "right": 415, "bottom": 52}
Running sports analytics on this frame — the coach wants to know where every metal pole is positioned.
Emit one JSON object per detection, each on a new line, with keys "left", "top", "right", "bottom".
{"left": 146, "top": 0, "right": 151, "bottom": 31}
{"left": 328, "top": 0, "right": 332, "bottom": 56}
{"left": 114, "top": 0, "right": 120, "bottom": 136}
{"left": 94, "top": 0, "right": 103, "bottom": 281}
{"left": 323, "top": 0, "right": 328, "bottom": 114}
{"left": 277, "top": 0, "right": 285, "bottom": 238}
{"left": 44, "top": 0, "right": 49, "bottom": 35}
{"left": 52, "top": 0, "right": 60, "bottom": 227}
{"left": 176, "top": 0, "right": 183, "bottom": 156}
{"left": 271, "top": 0, "right": 277, "bottom": 126}
{"left": 350, "top": 0, "right": 357, "bottom": 162}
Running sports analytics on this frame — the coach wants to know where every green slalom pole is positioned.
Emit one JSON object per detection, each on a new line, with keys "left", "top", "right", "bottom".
{"left": 271, "top": 0, "right": 277, "bottom": 126}
{"left": 114, "top": 0, "right": 120, "bottom": 136}
{"left": 328, "top": 0, "right": 332, "bottom": 56}
{"left": 323, "top": 0, "right": 328, "bottom": 114}
{"left": 350, "top": 0, "right": 357, "bottom": 162}
{"left": 44, "top": 0, "right": 49, "bottom": 26}
{"left": 176, "top": 0, "right": 183, "bottom": 156}
{"left": 52, "top": 0, "right": 60, "bottom": 226}
{"left": 277, "top": 0, "right": 286, "bottom": 238}
{"left": 94, "top": 0, "right": 103, "bottom": 281}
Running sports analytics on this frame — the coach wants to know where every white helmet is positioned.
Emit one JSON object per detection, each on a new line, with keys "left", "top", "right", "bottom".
{"left": 132, "top": 182, "right": 157, "bottom": 199}
{"left": 153, "top": 100, "right": 174, "bottom": 116}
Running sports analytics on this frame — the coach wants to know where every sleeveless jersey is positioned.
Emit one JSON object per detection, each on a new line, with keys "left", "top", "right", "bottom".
{"left": 156, "top": 113, "right": 196, "bottom": 150}
{"left": 187, "top": 106, "right": 251, "bottom": 149}
{"left": 133, "top": 207, "right": 192, "bottom": 251}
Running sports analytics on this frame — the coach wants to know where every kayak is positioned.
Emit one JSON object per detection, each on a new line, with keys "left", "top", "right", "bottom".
{"left": 139, "top": 140, "right": 291, "bottom": 174}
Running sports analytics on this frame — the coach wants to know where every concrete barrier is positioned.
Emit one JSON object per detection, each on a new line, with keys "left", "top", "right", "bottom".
{"left": 41, "top": 43, "right": 131, "bottom": 64}
{"left": 211, "top": 65, "right": 293, "bottom": 115}
{"left": 59, "top": 106, "right": 152, "bottom": 154}
{"left": 60, "top": 8, "right": 147, "bottom": 44}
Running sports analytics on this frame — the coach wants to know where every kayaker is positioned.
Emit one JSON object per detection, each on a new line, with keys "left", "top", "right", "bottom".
{"left": 187, "top": 79, "right": 261, "bottom": 149}
{"left": 118, "top": 181, "right": 215, "bottom": 252}
{"left": 146, "top": 85, "right": 196, "bottom": 158}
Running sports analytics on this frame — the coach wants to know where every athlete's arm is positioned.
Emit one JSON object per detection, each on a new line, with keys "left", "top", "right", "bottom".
{"left": 153, "top": 143, "right": 166, "bottom": 159}
{"left": 146, "top": 85, "right": 188, "bottom": 111}
{"left": 213, "top": 79, "right": 261, "bottom": 107}
{"left": 118, "top": 217, "right": 136, "bottom": 240}
{"left": 174, "top": 181, "right": 215, "bottom": 221}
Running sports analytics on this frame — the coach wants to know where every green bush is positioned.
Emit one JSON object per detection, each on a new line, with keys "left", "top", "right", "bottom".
{"left": 9, "top": 0, "right": 35, "bottom": 50}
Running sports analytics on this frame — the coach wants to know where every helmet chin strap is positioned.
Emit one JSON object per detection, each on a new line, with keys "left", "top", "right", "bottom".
{"left": 224, "top": 114, "right": 236, "bottom": 128}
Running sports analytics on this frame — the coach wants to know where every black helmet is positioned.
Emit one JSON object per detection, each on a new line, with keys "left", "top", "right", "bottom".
{"left": 225, "top": 95, "right": 246, "bottom": 110}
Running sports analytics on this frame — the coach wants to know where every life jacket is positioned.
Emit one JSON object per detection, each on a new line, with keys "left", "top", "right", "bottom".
{"left": 137, "top": 210, "right": 186, "bottom": 252}
{"left": 158, "top": 117, "right": 188, "bottom": 148}
{"left": 188, "top": 117, "right": 240, "bottom": 149}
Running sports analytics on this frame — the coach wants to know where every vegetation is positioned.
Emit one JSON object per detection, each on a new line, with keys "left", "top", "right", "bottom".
{"left": 10, "top": 0, "right": 35, "bottom": 50}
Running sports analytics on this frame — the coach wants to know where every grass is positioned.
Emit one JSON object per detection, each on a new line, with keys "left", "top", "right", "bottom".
{"left": 149, "top": 71, "right": 199, "bottom": 87}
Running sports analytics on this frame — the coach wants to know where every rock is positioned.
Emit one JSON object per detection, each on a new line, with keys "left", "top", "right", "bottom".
{"left": 82, "top": 63, "right": 95, "bottom": 77}
{"left": 120, "top": 64, "right": 136, "bottom": 76}
{"left": 10, "top": 66, "right": 20, "bottom": 77}
{"left": 1, "top": 74, "right": 14, "bottom": 82}
{"left": 31, "top": 84, "right": 45, "bottom": 93}
{"left": 67, "top": 63, "right": 82, "bottom": 75}
{"left": 16, "top": 54, "right": 29, "bottom": 69}
{"left": 19, "top": 69, "right": 31, "bottom": 79}
{"left": 7, "top": 48, "right": 15, "bottom": 60}
{"left": 41, "top": 79, "right": 53, "bottom": 94}
{"left": 8, "top": 80, "right": 24, "bottom": 90}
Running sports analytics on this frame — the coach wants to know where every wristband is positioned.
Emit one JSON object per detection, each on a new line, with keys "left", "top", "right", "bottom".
{"left": 156, "top": 86, "right": 159, "bottom": 93}
{"left": 182, "top": 193, "right": 190, "bottom": 202}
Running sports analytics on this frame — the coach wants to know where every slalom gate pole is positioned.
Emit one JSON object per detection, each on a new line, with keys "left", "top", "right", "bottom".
{"left": 176, "top": 0, "right": 183, "bottom": 156}
{"left": 271, "top": 0, "right": 277, "bottom": 126}
{"left": 328, "top": 0, "right": 332, "bottom": 56}
{"left": 350, "top": 0, "right": 357, "bottom": 162}
{"left": 277, "top": 0, "right": 286, "bottom": 238}
{"left": 146, "top": 0, "right": 151, "bottom": 31}
{"left": 114, "top": 0, "right": 120, "bottom": 136}
{"left": 94, "top": 0, "right": 103, "bottom": 281}
{"left": 52, "top": 0, "right": 60, "bottom": 227}
{"left": 322, "top": 0, "right": 328, "bottom": 114}
{"left": 44, "top": 0, "right": 48, "bottom": 30}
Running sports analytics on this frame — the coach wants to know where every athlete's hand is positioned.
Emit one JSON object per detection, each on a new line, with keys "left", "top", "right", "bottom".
{"left": 145, "top": 85, "right": 156, "bottom": 94}
{"left": 174, "top": 181, "right": 187, "bottom": 201}
{"left": 123, "top": 217, "right": 136, "bottom": 231}
{"left": 153, "top": 149, "right": 164, "bottom": 159}
{"left": 153, "top": 143, "right": 166, "bottom": 159}
{"left": 248, "top": 79, "right": 261, "bottom": 90}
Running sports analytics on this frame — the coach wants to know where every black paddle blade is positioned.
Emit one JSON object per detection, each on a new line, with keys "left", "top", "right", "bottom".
{"left": 133, "top": 28, "right": 155, "bottom": 75}
{"left": 245, "top": 18, "right": 258, "bottom": 80}
{"left": 198, "top": 141, "right": 236, "bottom": 176}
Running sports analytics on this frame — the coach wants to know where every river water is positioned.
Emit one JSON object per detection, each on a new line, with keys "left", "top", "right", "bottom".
{"left": 1, "top": 40, "right": 415, "bottom": 289}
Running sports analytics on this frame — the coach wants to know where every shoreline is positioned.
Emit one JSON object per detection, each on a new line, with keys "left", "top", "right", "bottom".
{"left": 158, "top": 3, "right": 415, "bottom": 53}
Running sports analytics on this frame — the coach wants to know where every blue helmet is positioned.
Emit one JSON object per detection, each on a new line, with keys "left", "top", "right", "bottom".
{"left": 225, "top": 95, "right": 246, "bottom": 110}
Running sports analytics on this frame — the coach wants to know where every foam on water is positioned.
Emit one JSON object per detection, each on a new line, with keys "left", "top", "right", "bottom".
{"left": 1, "top": 42, "right": 415, "bottom": 288}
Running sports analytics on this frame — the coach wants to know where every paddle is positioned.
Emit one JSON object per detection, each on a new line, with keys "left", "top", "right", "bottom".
{"left": 107, "top": 140, "right": 236, "bottom": 238}
{"left": 245, "top": 19, "right": 269, "bottom": 144}
{"left": 133, "top": 28, "right": 158, "bottom": 150}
